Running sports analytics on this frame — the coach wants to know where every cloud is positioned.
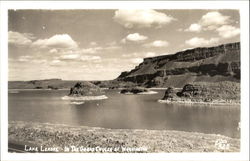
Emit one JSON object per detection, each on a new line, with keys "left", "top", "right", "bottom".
{"left": 80, "top": 55, "right": 101, "bottom": 61}
{"left": 123, "top": 52, "right": 167, "bottom": 59}
{"left": 184, "top": 11, "right": 238, "bottom": 37}
{"left": 90, "top": 41, "right": 97, "bottom": 46}
{"left": 103, "top": 46, "right": 121, "bottom": 51}
{"left": 32, "top": 34, "right": 78, "bottom": 49}
{"left": 185, "top": 37, "right": 219, "bottom": 47}
{"left": 143, "top": 40, "right": 169, "bottom": 47}
{"left": 18, "top": 55, "right": 33, "bottom": 62}
{"left": 113, "top": 9, "right": 176, "bottom": 28}
{"left": 81, "top": 47, "right": 103, "bottom": 54}
{"left": 145, "top": 52, "right": 156, "bottom": 57}
{"left": 216, "top": 25, "right": 240, "bottom": 38}
{"left": 122, "top": 33, "right": 148, "bottom": 43}
{"left": 199, "top": 11, "right": 231, "bottom": 30}
{"left": 159, "top": 52, "right": 171, "bottom": 56}
{"left": 49, "top": 59, "right": 64, "bottom": 66}
{"left": 131, "top": 58, "right": 143, "bottom": 64}
{"left": 49, "top": 48, "right": 58, "bottom": 53}
{"left": 8, "top": 31, "right": 34, "bottom": 46}
{"left": 177, "top": 28, "right": 183, "bottom": 32}
{"left": 60, "top": 54, "right": 79, "bottom": 60}
{"left": 184, "top": 23, "right": 202, "bottom": 32}
{"left": 51, "top": 60, "right": 61, "bottom": 63}
{"left": 122, "top": 52, "right": 138, "bottom": 58}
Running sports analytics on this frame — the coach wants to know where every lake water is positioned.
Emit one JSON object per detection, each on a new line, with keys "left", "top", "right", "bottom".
{"left": 8, "top": 89, "right": 240, "bottom": 138}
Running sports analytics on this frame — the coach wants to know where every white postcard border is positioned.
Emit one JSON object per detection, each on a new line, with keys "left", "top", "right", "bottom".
{"left": 1, "top": 1, "right": 249, "bottom": 161}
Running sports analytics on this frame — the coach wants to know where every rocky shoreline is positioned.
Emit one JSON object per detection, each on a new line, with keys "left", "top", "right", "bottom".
{"left": 9, "top": 121, "right": 240, "bottom": 153}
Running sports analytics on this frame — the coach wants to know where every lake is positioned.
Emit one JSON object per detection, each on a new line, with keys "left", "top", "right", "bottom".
{"left": 8, "top": 89, "right": 240, "bottom": 138}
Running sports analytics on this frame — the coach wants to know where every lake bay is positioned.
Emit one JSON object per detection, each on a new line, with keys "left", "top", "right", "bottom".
{"left": 8, "top": 89, "right": 240, "bottom": 138}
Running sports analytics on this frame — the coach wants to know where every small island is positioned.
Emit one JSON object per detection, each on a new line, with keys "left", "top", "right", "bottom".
{"left": 69, "top": 82, "right": 103, "bottom": 96}
{"left": 62, "top": 82, "right": 108, "bottom": 101}
{"left": 120, "top": 87, "right": 157, "bottom": 95}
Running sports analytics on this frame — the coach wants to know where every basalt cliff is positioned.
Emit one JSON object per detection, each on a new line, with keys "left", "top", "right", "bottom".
{"left": 116, "top": 42, "right": 240, "bottom": 88}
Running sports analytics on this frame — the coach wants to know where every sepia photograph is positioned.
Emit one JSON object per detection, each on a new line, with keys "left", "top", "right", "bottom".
{"left": 0, "top": 1, "right": 249, "bottom": 161}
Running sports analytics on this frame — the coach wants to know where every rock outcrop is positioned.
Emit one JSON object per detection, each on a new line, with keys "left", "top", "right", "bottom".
{"left": 161, "top": 81, "right": 240, "bottom": 104}
{"left": 162, "top": 87, "right": 177, "bottom": 100}
{"left": 177, "top": 84, "right": 203, "bottom": 98}
{"left": 117, "top": 42, "right": 240, "bottom": 88}
{"left": 69, "top": 82, "right": 103, "bottom": 96}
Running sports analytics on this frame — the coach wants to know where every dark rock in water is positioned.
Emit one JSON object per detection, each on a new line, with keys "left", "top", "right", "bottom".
{"left": 178, "top": 84, "right": 202, "bottom": 97}
{"left": 35, "top": 86, "right": 43, "bottom": 89}
{"left": 162, "top": 87, "right": 176, "bottom": 100}
{"left": 48, "top": 85, "right": 58, "bottom": 90}
{"left": 162, "top": 84, "right": 208, "bottom": 101}
{"left": 69, "top": 82, "right": 103, "bottom": 96}
{"left": 120, "top": 87, "right": 149, "bottom": 94}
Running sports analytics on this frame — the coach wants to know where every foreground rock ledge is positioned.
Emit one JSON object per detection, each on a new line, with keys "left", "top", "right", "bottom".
{"left": 8, "top": 121, "right": 240, "bottom": 153}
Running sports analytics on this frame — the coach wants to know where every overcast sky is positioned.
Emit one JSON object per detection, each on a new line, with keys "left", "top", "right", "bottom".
{"left": 8, "top": 9, "right": 240, "bottom": 81}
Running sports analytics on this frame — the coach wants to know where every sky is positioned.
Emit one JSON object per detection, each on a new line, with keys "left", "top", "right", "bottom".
{"left": 8, "top": 9, "right": 240, "bottom": 81}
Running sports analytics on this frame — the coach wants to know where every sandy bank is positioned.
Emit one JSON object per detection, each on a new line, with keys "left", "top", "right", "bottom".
{"left": 8, "top": 121, "right": 240, "bottom": 153}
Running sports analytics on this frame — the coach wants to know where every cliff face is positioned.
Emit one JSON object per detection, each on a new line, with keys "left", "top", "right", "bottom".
{"left": 117, "top": 42, "right": 240, "bottom": 87}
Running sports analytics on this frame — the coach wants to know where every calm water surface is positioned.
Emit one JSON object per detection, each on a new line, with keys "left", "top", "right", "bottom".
{"left": 8, "top": 89, "right": 240, "bottom": 138}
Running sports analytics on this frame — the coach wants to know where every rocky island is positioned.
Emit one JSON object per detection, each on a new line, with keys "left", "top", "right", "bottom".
{"left": 159, "top": 81, "right": 240, "bottom": 105}
{"left": 62, "top": 82, "right": 108, "bottom": 101}
{"left": 69, "top": 82, "right": 103, "bottom": 96}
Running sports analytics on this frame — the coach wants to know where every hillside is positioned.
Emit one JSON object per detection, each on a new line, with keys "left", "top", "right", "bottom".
{"left": 117, "top": 42, "right": 240, "bottom": 88}
{"left": 8, "top": 79, "right": 78, "bottom": 89}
